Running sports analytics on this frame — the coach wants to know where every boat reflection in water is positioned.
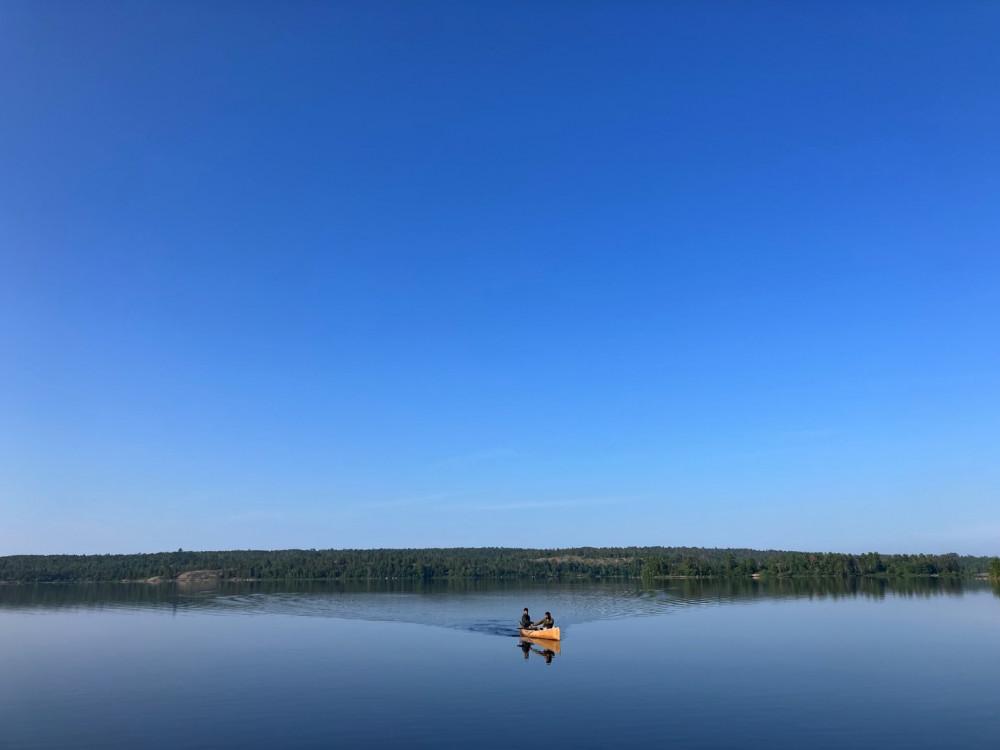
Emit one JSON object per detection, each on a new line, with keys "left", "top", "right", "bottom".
{"left": 517, "top": 637, "right": 561, "bottom": 664}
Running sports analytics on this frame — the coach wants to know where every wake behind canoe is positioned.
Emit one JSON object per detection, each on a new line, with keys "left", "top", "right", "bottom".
{"left": 519, "top": 627, "right": 560, "bottom": 641}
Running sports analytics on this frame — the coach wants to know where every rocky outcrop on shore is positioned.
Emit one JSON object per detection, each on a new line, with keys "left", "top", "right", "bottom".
{"left": 143, "top": 570, "right": 223, "bottom": 584}
{"left": 176, "top": 570, "right": 222, "bottom": 583}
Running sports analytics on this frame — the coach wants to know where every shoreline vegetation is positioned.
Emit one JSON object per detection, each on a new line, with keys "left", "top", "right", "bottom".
{"left": 1, "top": 547, "right": 998, "bottom": 584}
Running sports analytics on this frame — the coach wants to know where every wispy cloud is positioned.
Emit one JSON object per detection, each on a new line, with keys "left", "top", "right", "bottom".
{"left": 429, "top": 495, "right": 637, "bottom": 513}
{"left": 781, "top": 428, "right": 835, "bottom": 441}
{"left": 363, "top": 491, "right": 464, "bottom": 509}
{"left": 429, "top": 447, "right": 515, "bottom": 469}
{"left": 228, "top": 509, "right": 286, "bottom": 523}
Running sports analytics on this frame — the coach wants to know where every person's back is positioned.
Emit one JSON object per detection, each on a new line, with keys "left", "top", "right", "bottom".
{"left": 520, "top": 608, "right": 532, "bottom": 629}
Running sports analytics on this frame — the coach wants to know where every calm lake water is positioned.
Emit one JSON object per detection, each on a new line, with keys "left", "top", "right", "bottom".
{"left": 2, "top": 579, "right": 998, "bottom": 749}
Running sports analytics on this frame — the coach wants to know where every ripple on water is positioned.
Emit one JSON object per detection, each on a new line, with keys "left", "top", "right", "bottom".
{"left": 0, "top": 578, "right": 987, "bottom": 636}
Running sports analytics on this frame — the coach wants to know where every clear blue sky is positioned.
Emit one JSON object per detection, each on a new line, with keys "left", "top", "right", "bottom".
{"left": 3, "top": 2, "right": 999, "bottom": 555}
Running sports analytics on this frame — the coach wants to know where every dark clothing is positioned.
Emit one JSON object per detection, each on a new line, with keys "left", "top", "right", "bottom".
{"left": 534, "top": 615, "right": 554, "bottom": 629}
{"left": 520, "top": 613, "right": 532, "bottom": 628}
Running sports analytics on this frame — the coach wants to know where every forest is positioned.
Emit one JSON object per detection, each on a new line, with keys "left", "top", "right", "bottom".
{"left": 1, "top": 547, "right": 996, "bottom": 583}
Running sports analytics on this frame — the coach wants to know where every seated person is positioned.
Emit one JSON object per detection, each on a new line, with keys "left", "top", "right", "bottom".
{"left": 520, "top": 608, "right": 532, "bottom": 629}
{"left": 532, "top": 611, "right": 555, "bottom": 630}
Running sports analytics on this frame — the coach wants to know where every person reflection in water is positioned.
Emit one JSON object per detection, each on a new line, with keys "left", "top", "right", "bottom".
{"left": 517, "top": 640, "right": 556, "bottom": 665}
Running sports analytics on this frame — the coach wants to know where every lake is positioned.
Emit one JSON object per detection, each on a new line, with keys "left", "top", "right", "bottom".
{"left": 1, "top": 579, "right": 998, "bottom": 749}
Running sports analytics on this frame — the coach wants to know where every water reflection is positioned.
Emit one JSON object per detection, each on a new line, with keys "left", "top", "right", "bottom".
{"left": 2, "top": 576, "right": 991, "bottom": 632}
{"left": 3, "top": 579, "right": 996, "bottom": 750}
{"left": 517, "top": 638, "right": 560, "bottom": 664}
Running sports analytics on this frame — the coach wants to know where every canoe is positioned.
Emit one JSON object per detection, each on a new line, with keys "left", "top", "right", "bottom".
{"left": 519, "top": 627, "right": 560, "bottom": 641}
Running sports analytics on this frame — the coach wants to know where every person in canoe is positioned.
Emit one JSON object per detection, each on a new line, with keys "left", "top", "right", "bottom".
{"left": 531, "top": 611, "right": 555, "bottom": 630}
{"left": 520, "top": 608, "right": 532, "bottom": 630}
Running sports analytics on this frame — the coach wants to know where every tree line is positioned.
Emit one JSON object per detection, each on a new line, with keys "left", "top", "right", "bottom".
{"left": 0, "top": 547, "right": 997, "bottom": 583}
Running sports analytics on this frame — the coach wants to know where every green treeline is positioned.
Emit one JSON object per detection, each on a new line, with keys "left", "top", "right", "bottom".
{"left": 0, "top": 547, "right": 994, "bottom": 583}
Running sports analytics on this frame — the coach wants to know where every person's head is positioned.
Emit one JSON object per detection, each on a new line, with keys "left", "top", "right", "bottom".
{"left": 545, "top": 611, "right": 551, "bottom": 617}
{"left": 523, "top": 608, "right": 529, "bottom": 613}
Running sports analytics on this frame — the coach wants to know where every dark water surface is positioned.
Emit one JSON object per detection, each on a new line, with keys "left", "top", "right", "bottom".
{"left": 2, "top": 579, "right": 998, "bottom": 749}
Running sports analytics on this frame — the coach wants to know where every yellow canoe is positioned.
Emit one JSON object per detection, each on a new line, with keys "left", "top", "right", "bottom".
{"left": 519, "top": 627, "right": 560, "bottom": 641}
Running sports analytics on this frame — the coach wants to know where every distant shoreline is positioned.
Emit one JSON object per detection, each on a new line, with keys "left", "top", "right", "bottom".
{"left": 0, "top": 573, "right": 995, "bottom": 586}
{"left": 2, "top": 546, "right": 997, "bottom": 584}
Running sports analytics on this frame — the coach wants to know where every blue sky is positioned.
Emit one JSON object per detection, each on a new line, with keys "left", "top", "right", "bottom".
{"left": 2, "top": 2, "right": 999, "bottom": 555}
